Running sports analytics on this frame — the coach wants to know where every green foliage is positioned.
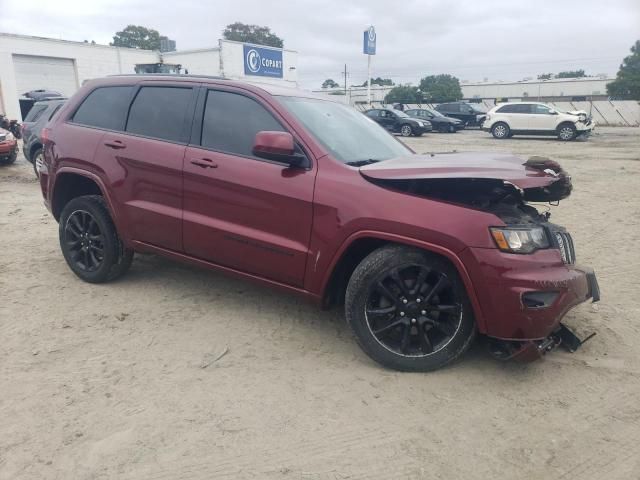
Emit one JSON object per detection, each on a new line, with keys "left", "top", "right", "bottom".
{"left": 361, "top": 77, "right": 394, "bottom": 87}
{"left": 322, "top": 79, "right": 340, "bottom": 89}
{"left": 111, "top": 25, "right": 161, "bottom": 50}
{"left": 607, "top": 40, "right": 640, "bottom": 99}
{"left": 418, "top": 74, "right": 463, "bottom": 103}
{"left": 223, "top": 22, "right": 284, "bottom": 48}
{"left": 556, "top": 70, "right": 586, "bottom": 78}
{"left": 537, "top": 73, "right": 553, "bottom": 80}
{"left": 329, "top": 91, "right": 346, "bottom": 95}
{"left": 384, "top": 85, "right": 421, "bottom": 104}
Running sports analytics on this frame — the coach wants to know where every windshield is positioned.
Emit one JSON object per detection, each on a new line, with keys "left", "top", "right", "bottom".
{"left": 426, "top": 108, "right": 444, "bottom": 117}
{"left": 278, "top": 97, "right": 411, "bottom": 164}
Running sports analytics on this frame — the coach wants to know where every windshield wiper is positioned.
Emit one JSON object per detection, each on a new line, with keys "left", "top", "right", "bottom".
{"left": 346, "top": 159, "right": 381, "bottom": 167}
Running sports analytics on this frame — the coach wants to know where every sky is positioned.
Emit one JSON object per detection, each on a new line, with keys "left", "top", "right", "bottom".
{"left": 0, "top": 0, "right": 638, "bottom": 89}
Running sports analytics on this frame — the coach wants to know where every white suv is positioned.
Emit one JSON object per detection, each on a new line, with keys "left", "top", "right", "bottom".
{"left": 483, "top": 102, "right": 594, "bottom": 141}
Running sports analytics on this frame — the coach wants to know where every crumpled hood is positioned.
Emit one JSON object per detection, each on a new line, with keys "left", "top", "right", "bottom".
{"left": 360, "top": 152, "right": 572, "bottom": 201}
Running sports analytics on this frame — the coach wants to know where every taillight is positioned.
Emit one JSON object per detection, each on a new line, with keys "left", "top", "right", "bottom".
{"left": 41, "top": 127, "right": 51, "bottom": 144}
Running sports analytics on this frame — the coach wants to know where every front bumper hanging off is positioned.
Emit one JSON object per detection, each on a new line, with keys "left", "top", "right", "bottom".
{"left": 488, "top": 271, "right": 600, "bottom": 362}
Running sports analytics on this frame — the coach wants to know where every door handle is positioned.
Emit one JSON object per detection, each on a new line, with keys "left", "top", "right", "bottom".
{"left": 190, "top": 158, "right": 218, "bottom": 169}
{"left": 104, "top": 140, "right": 126, "bottom": 149}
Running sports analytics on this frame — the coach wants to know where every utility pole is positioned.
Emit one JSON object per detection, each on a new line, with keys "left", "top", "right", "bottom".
{"left": 343, "top": 64, "right": 348, "bottom": 96}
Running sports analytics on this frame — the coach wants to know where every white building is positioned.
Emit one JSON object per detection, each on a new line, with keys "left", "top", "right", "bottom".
{"left": 461, "top": 76, "right": 611, "bottom": 100}
{"left": 0, "top": 33, "right": 298, "bottom": 119}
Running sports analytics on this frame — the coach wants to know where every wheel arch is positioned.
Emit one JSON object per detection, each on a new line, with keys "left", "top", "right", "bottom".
{"left": 29, "top": 142, "right": 43, "bottom": 159}
{"left": 320, "top": 231, "right": 487, "bottom": 332}
{"left": 51, "top": 169, "right": 113, "bottom": 222}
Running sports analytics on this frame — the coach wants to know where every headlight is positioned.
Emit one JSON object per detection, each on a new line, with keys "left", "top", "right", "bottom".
{"left": 490, "top": 227, "right": 549, "bottom": 253}
{"left": 2, "top": 132, "right": 14, "bottom": 141}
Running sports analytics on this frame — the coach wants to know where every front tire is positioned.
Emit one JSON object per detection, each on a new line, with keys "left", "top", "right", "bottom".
{"left": 491, "top": 122, "right": 510, "bottom": 139}
{"left": 0, "top": 150, "right": 17, "bottom": 165}
{"left": 345, "top": 245, "right": 476, "bottom": 372}
{"left": 557, "top": 123, "right": 576, "bottom": 141}
{"left": 59, "top": 195, "right": 133, "bottom": 283}
{"left": 400, "top": 124, "right": 413, "bottom": 137}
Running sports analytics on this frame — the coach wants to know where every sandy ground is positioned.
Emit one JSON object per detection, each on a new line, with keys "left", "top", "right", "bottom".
{"left": 1, "top": 127, "right": 639, "bottom": 479}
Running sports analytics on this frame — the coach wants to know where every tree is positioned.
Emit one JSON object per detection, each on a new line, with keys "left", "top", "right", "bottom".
{"left": 322, "top": 79, "right": 340, "bottom": 89}
{"left": 537, "top": 73, "right": 553, "bottom": 80}
{"left": 384, "top": 85, "right": 421, "bottom": 104}
{"left": 223, "top": 22, "right": 283, "bottom": 48}
{"left": 607, "top": 40, "right": 640, "bottom": 99}
{"left": 360, "top": 77, "right": 394, "bottom": 87}
{"left": 111, "top": 25, "right": 161, "bottom": 50}
{"left": 556, "top": 70, "right": 586, "bottom": 78}
{"left": 418, "top": 74, "right": 463, "bottom": 103}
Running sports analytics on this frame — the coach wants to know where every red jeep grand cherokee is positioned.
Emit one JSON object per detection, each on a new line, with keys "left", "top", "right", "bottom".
{"left": 39, "top": 75, "right": 599, "bottom": 371}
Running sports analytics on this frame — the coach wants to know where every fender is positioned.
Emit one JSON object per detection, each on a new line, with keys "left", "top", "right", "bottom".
{"left": 319, "top": 230, "right": 488, "bottom": 333}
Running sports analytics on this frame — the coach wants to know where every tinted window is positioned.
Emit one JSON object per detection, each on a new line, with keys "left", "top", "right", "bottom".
{"left": 497, "top": 104, "right": 531, "bottom": 114}
{"left": 201, "top": 90, "right": 284, "bottom": 157}
{"left": 24, "top": 105, "right": 47, "bottom": 122}
{"left": 48, "top": 103, "right": 64, "bottom": 121}
{"left": 442, "top": 104, "right": 459, "bottom": 113}
{"left": 126, "top": 87, "right": 192, "bottom": 142}
{"left": 365, "top": 110, "right": 379, "bottom": 118}
{"left": 73, "top": 86, "right": 134, "bottom": 130}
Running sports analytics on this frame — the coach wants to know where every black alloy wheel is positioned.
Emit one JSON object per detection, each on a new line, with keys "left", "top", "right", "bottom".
{"left": 63, "top": 209, "right": 106, "bottom": 272}
{"left": 345, "top": 246, "right": 476, "bottom": 371}
{"left": 365, "top": 264, "right": 462, "bottom": 357}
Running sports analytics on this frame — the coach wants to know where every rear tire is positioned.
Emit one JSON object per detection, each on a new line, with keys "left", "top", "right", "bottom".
{"left": 32, "top": 148, "right": 43, "bottom": 178}
{"left": 345, "top": 245, "right": 476, "bottom": 372}
{"left": 59, "top": 195, "right": 133, "bottom": 283}
{"left": 491, "top": 122, "right": 510, "bottom": 139}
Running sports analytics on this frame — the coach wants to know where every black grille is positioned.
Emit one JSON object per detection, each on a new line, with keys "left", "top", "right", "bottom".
{"left": 555, "top": 231, "right": 576, "bottom": 264}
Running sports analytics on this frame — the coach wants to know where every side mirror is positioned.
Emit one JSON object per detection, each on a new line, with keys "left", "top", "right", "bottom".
{"left": 549, "top": 109, "right": 558, "bottom": 115}
{"left": 252, "top": 131, "right": 306, "bottom": 167}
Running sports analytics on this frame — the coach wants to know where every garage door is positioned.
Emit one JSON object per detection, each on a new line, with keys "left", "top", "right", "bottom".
{"left": 12, "top": 55, "right": 78, "bottom": 97}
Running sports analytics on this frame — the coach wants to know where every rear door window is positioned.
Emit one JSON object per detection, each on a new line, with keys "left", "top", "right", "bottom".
{"left": 126, "top": 86, "right": 193, "bottom": 142}
{"left": 72, "top": 86, "right": 134, "bottom": 131}
{"left": 200, "top": 90, "right": 284, "bottom": 158}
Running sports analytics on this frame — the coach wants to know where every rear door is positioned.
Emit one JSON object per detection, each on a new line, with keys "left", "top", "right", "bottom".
{"left": 91, "top": 83, "right": 197, "bottom": 251}
{"left": 182, "top": 87, "right": 315, "bottom": 287}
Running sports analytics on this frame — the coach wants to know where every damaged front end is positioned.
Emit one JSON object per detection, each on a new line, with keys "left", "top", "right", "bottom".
{"left": 360, "top": 151, "right": 599, "bottom": 362}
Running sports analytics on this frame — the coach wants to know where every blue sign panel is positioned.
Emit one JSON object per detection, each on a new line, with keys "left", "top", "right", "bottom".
{"left": 363, "top": 26, "right": 376, "bottom": 55}
{"left": 243, "top": 45, "right": 283, "bottom": 78}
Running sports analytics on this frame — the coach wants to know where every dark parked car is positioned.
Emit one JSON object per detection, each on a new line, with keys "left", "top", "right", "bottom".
{"left": 39, "top": 75, "right": 599, "bottom": 371}
{"left": 405, "top": 108, "right": 464, "bottom": 133}
{"left": 364, "top": 108, "right": 432, "bottom": 136}
{"left": 435, "top": 102, "right": 487, "bottom": 127}
{"left": 22, "top": 98, "right": 67, "bottom": 177}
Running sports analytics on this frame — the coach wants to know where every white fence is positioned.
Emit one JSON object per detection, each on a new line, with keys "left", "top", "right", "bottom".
{"left": 354, "top": 100, "right": 640, "bottom": 127}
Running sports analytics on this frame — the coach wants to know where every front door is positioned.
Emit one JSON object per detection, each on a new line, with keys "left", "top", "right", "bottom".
{"left": 182, "top": 88, "right": 316, "bottom": 287}
{"left": 528, "top": 104, "right": 556, "bottom": 132}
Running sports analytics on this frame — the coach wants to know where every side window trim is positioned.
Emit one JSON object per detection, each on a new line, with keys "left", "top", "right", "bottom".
{"left": 190, "top": 87, "right": 311, "bottom": 168}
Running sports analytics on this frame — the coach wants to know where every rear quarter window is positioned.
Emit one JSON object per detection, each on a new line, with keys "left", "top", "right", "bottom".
{"left": 24, "top": 105, "right": 47, "bottom": 122}
{"left": 72, "top": 86, "right": 134, "bottom": 131}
